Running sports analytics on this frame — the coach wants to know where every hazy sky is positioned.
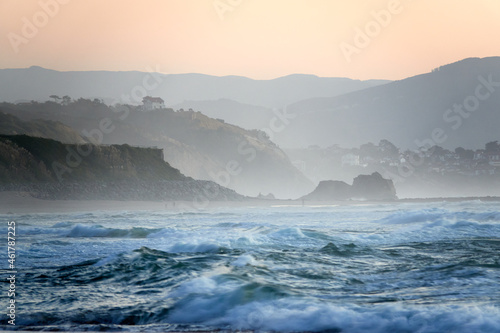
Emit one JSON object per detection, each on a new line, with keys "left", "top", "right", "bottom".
{"left": 1, "top": 0, "right": 499, "bottom": 80}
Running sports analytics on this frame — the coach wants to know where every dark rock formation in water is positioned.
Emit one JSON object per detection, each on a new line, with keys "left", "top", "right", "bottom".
{"left": 257, "top": 192, "right": 276, "bottom": 200}
{"left": 351, "top": 172, "right": 397, "bottom": 201}
{"left": 302, "top": 180, "right": 352, "bottom": 201}
{"left": 301, "top": 172, "right": 397, "bottom": 201}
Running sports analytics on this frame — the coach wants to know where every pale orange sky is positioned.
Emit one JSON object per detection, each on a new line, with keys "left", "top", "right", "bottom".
{"left": 1, "top": 0, "right": 499, "bottom": 80}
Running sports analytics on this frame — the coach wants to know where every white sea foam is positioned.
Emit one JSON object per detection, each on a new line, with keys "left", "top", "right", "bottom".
{"left": 380, "top": 208, "right": 500, "bottom": 225}
{"left": 169, "top": 276, "right": 218, "bottom": 297}
{"left": 174, "top": 297, "right": 500, "bottom": 333}
{"left": 93, "top": 253, "right": 120, "bottom": 267}
{"left": 232, "top": 254, "right": 256, "bottom": 267}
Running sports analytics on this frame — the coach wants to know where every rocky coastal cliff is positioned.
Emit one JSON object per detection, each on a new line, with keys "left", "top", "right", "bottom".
{"left": 0, "top": 135, "right": 243, "bottom": 201}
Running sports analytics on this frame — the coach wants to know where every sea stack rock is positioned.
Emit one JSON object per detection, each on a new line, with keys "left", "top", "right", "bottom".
{"left": 302, "top": 180, "right": 352, "bottom": 201}
{"left": 301, "top": 172, "right": 397, "bottom": 201}
{"left": 351, "top": 172, "right": 397, "bottom": 201}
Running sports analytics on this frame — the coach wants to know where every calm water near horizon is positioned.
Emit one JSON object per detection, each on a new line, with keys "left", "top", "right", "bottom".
{"left": 2, "top": 201, "right": 500, "bottom": 332}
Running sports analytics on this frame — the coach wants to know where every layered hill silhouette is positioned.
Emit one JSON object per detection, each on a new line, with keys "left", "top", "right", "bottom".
{"left": 3, "top": 58, "right": 497, "bottom": 152}
{"left": 0, "top": 100, "right": 313, "bottom": 198}
{"left": 2, "top": 57, "right": 499, "bottom": 199}
{"left": 0, "top": 67, "right": 387, "bottom": 108}
{"left": 280, "top": 57, "right": 500, "bottom": 149}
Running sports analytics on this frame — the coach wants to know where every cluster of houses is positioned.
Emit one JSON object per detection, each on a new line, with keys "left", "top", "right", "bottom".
{"left": 290, "top": 141, "right": 500, "bottom": 184}
{"left": 341, "top": 146, "right": 500, "bottom": 177}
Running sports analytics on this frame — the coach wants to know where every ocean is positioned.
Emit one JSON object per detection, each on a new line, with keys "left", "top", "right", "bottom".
{"left": 2, "top": 201, "right": 500, "bottom": 332}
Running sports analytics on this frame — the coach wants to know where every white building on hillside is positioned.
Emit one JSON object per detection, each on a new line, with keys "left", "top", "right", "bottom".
{"left": 142, "top": 96, "right": 165, "bottom": 110}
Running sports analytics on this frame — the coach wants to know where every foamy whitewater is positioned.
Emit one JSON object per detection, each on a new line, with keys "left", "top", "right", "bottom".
{"left": 2, "top": 201, "right": 500, "bottom": 332}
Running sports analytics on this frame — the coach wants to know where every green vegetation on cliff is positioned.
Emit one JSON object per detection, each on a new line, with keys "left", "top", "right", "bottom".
{"left": 0, "top": 134, "right": 184, "bottom": 183}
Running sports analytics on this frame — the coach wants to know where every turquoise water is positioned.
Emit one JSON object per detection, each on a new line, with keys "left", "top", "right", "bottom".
{"left": 2, "top": 201, "right": 500, "bottom": 332}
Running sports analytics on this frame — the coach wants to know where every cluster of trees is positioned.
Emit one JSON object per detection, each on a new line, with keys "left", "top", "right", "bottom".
{"left": 49, "top": 95, "right": 71, "bottom": 105}
{"left": 49, "top": 95, "right": 104, "bottom": 106}
{"left": 453, "top": 142, "right": 500, "bottom": 161}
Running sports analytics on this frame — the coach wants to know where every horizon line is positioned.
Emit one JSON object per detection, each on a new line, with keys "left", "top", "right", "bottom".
{"left": 1, "top": 56, "right": 498, "bottom": 82}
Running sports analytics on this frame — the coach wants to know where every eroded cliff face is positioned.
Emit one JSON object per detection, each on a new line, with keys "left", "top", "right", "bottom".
{"left": 0, "top": 135, "right": 244, "bottom": 201}
{"left": 0, "top": 134, "right": 183, "bottom": 183}
{"left": 302, "top": 172, "right": 397, "bottom": 201}
{"left": 0, "top": 138, "right": 53, "bottom": 183}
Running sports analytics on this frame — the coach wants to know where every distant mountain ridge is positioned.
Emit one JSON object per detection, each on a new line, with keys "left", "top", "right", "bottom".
{"left": 279, "top": 57, "right": 500, "bottom": 149}
{"left": 174, "top": 57, "right": 500, "bottom": 148}
{"left": 0, "top": 66, "right": 389, "bottom": 108}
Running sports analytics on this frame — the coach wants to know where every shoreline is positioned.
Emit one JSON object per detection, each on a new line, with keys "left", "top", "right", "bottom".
{"left": 1, "top": 191, "right": 500, "bottom": 214}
